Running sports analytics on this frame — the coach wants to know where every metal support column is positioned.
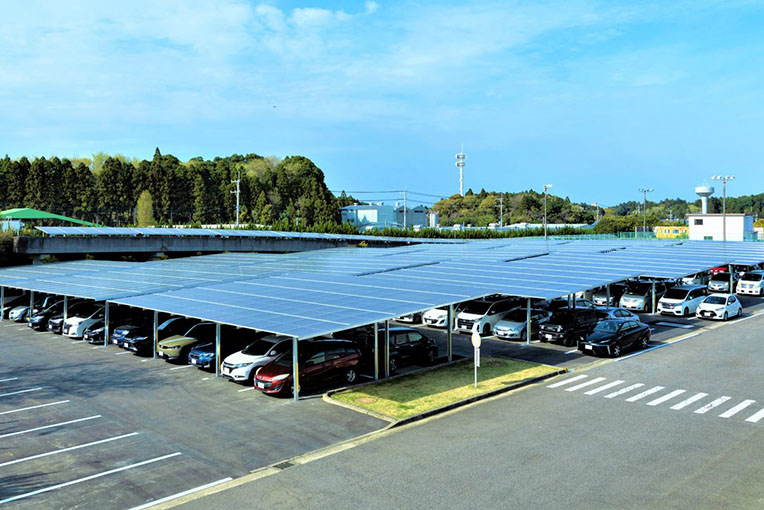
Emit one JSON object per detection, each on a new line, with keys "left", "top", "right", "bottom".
{"left": 215, "top": 323, "right": 221, "bottom": 378}
{"left": 30, "top": 291, "right": 34, "bottom": 313}
{"left": 606, "top": 284, "right": 611, "bottom": 307}
{"left": 526, "top": 298, "right": 531, "bottom": 345}
{"left": 729, "top": 264, "right": 734, "bottom": 293}
{"left": 651, "top": 281, "right": 656, "bottom": 314}
{"left": 384, "top": 320, "right": 390, "bottom": 378}
{"left": 447, "top": 304, "right": 453, "bottom": 362}
{"left": 104, "top": 302, "right": 110, "bottom": 346}
{"left": 0, "top": 287, "right": 4, "bottom": 322}
{"left": 373, "top": 322, "right": 379, "bottom": 381}
{"left": 292, "top": 336, "right": 300, "bottom": 402}
{"left": 153, "top": 311, "right": 158, "bottom": 359}
{"left": 63, "top": 296, "right": 68, "bottom": 324}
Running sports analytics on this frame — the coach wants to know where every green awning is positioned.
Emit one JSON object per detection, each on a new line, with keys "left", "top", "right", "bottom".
{"left": 0, "top": 208, "right": 98, "bottom": 226}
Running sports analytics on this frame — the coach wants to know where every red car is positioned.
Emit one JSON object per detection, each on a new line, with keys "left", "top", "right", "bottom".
{"left": 710, "top": 266, "right": 728, "bottom": 276}
{"left": 254, "top": 339, "right": 361, "bottom": 396}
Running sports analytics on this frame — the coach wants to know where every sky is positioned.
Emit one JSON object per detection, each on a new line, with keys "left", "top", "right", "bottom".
{"left": 2, "top": 0, "right": 763, "bottom": 207}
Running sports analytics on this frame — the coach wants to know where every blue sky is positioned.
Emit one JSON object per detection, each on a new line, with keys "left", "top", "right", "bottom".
{"left": 2, "top": 1, "right": 763, "bottom": 206}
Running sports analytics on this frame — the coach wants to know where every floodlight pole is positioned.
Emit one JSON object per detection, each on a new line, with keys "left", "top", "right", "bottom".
{"left": 153, "top": 311, "right": 158, "bottom": 360}
{"left": 292, "top": 336, "right": 300, "bottom": 402}
{"left": 592, "top": 202, "right": 599, "bottom": 223}
{"left": 543, "top": 184, "right": 552, "bottom": 240}
{"left": 215, "top": 323, "right": 221, "bottom": 378}
{"left": 373, "top": 322, "right": 379, "bottom": 381}
{"left": 384, "top": 320, "right": 390, "bottom": 378}
{"left": 231, "top": 171, "right": 241, "bottom": 227}
{"left": 712, "top": 175, "right": 735, "bottom": 242}
{"left": 526, "top": 298, "right": 531, "bottom": 346}
{"left": 104, "top": 302, "right": 110, "bottom": 347}
{"left": 403, "top": 189, "right": 407, "bottom": 230}
{"left": 447, "top": 304, "right": 453, "bottom": 362}
{"left": 638, "top": 188, "right": 653, "bottom": 239}
{"left": 499, "top": 194, "right": 504, "bottom": 228}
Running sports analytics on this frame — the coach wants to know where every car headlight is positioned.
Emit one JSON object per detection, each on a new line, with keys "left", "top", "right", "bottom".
{"left": 271, "top": 373, "right": 290, "bottom": 381}
{"left": 233, "top": 362, "right": 253, "bottom": 368}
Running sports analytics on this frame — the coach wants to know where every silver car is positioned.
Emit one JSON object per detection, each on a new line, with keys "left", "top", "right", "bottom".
{"left": 619, "top": 281, "right": 667, "bottom": 312}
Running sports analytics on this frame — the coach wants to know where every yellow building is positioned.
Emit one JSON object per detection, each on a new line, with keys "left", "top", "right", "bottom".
{"left": 654, "top": 225, "right": 688, "bottom": 239}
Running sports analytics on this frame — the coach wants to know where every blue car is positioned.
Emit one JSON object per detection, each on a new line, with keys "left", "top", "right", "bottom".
{"left": 187, "top": 333, "right": 256, "bottom": 371}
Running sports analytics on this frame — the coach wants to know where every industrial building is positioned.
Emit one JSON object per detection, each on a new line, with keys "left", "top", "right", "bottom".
{"left": 687, "top": 213, "right": 755, "bottom": 241}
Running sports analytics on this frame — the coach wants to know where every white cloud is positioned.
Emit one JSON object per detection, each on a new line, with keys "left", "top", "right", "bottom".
{"left": 365, "top": 1, "right": 380, "bottom": 14}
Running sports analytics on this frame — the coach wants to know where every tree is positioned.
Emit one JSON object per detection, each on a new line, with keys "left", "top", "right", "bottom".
{"left": 136, "top": 191, "right": 155, "bottom": 226}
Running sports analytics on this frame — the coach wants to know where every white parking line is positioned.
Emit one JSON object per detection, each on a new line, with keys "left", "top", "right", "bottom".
{"left": 564, "top": 349, "right": 578, "bottom": 354}
{"left": 546, "top": 375, "right": 588, "bottom": 389}
{"left": 114, "top": 351, "right": 131, "bottom": 355}
{"left": 625, "top": 386, "right": 665, "bottom": 402}
{"left": 745, "top": 408, "right": 764, "bottom": 423}
{"left": 0, "top": 432, "right": 139, "bottom": 468}
{"left": 0, "top": 377, "right": 18, "bottom": 383}
{"left": 565, "top": 377, "right": 607, "bottom": 392}
{"left": 201, "top": 377, "right": 210, "bottom": 381}
{"left": 126, "top": 477, "right": 233, "bottom": 510}
{"left": 584, "top": 380, "right": 625, "bottom": 395}
{"left": 604, "top": 383, "right": 645, "bottom": 399}
{"left": 170, "top": 365, "right": 195, "bottom": 371}
{"left": 694, "top": 396, "right": 732, "bottom": 414}
{"left": 237, "top": 387, "right": 255, "bottom": 393}
{"left": 647, "top": 389, "right": 686, "bottom": 406}
{"left": 0, "top": 415, "right": 101, "bottom": 439}
{"left": 670, "top": 392, "right": 708, "bottom": 410}
{"left": 0, "top": 387, "right": 43, "bottom": 398}
{"left": 719, "top": 400, "right": 755, "bottom": 418}
{"left": 71, "top": 341, "right": 82, "bottom": 344}
{"left": 0, "top": 452, "right": 182, "bottom": 505}
{"left": 0, "top": 400, "right": 69, "bottom": 415}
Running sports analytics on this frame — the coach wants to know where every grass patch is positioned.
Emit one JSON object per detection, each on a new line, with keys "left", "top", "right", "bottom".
{"left": 332, "top": 357, "right": 558, "bottom": 420}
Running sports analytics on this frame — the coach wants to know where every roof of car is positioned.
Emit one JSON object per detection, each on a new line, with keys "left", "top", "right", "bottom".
{"left": 670, "top": 284, "right": 706, "bottom": 290}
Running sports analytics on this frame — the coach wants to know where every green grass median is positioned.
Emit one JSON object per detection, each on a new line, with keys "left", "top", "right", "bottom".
{"left": 331, "top": 357, "right": 559, "bottom": 420}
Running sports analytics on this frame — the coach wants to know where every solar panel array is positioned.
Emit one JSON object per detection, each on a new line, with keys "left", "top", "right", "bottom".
{"left": 3, "top": 238, "right": 764, "bottom": 338}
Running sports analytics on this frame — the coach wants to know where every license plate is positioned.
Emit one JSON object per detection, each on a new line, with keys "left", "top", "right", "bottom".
{"left": 191, "top": 359, "right": 197, "bottom": 365}
{"left": 158, "top": 352, "right": 164, "bottom": 358}
{"left": 585, "top": 345, "right": 593, "bottom": 350}
{"left": 257, "top": 381, "right": 265, "bottom": 389}
{"left": 544, "top": 334, "right": 553, "bottom": 339}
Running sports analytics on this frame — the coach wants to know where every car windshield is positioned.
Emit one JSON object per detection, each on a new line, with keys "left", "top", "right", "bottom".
{"left": 711, "top": 273, "right": 731, "bottom": 282}
{"left": 503, "top": 309, "right": 527, "bottom": 322}
{"left": 704, "top": 296, "right": 727, "bottom": 305}
{"left": 626, "top": 283, "right": 651, "bottom": 294}
{"left": 242, "top": 338, "right": 280, "bottom": 356}
{"left": 663, "top": 288, "right": 689, "bottom": 300}
{"left": 275, "top": 351, "right": 294, "bottom": 367}
{"left": 461, "top": 301, "right": 493, "bottom": 314}
{"left": 742, "top": 273, "right": 763, "bottom": 282}
{"left": 594, "top": 321, "right": 621, "bottom": 333}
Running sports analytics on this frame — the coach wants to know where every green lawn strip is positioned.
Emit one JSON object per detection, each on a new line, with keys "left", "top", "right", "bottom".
{"left": 332, "top": 357, "right": 558, "bottom": 419}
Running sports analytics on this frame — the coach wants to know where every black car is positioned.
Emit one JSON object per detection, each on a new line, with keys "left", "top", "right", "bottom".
{"left": 342, "top": 325, "right": 438, "bottom": 373}
{"left": 578, "top": 319, "right": 650, "bottom": 357}
{"left": 539, "top": 308, "right": 598, "bottom": 346}
{"left": 28, "top": 301, "right": 64, "bottom": 331}
{"left": 46, "top": 300, "right": 90, "bottom": 334}
{"left": 120, "top": 317, "right": 197, "bottom": 355}
{"left": 83, "top": 320, "right": 106, "bottom": 343}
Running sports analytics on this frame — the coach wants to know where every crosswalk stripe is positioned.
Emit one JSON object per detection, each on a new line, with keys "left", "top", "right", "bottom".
{"left": 647, "top": 389, "right": 686, "bottom": 406}
{"left": 625, "top": 386, "right": 665, "bottom": 402}
{"left": 719, "top": 400, "right": 755, "bottom": 418}
{"left": 565, "top": 377, "right": 607, "bottom": 392}
{"left": 671, "top": 392, "right": 708, "bottom": 410}
{"left": 604, "top": 383, "right": 644, "bottom": 399}
{"left": 745, "top": 408, "right": 764, "bottom": 423}
{"left": 584, "top": 380, "right": 625, "bottom": 395}
{"left": 547, "top": 375, "right": 588, "bottom": 389}
{"left": 694, "top": 396, "right": 731, "bottom": 414}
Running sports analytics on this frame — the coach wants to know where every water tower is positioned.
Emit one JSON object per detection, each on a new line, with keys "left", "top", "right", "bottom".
{"left": 695, "top": 185, "right": 714, "bottom": 214}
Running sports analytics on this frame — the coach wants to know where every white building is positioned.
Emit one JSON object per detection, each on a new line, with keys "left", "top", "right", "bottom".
{"left": 341, "top": 204, "right": 397, "bottom": 229}
{"left": 395, "top": 205, "right": 429, "bottom": 229}
{"left": 687, "top": 213, "right": 754, "bottom": 241}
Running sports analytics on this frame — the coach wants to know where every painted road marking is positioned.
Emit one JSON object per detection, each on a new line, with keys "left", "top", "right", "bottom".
{"left": 745, "top": 408, "right": 764, "bottom": 423}
{"left": 0, "top": 387, "right": 43, "bottom": 398}
{"left": 170, "top": 365, "right": 195, "bottom": 371}
{"left": 694, "top": 396, "right": 732, "bottom": 414}
{"left": 604, "top": 383, "right": 645, "bottom": 399}
{"left": 114, "top": 351, "right": 131, "bottom": 355}
{"left": 719, "top": 400, "right": 756, "bottom": 418}
{"left": 564, "top": 349, "right": 578, "bottom": 354}
{"left": 0, "top": 400, "right": 70, "bottom": 415}
{"left": 647, "top": 389, "right": 686, "bottom": 406}
{"left": 0, "top": 452, "right": 182, "bottom": 505}
{"left": 547, "top": 375, "right": 588, "bottom": 389}
{"left": 584, "top": 380, "right": 625, "bottom": 395}
{"left": 0, "top": 432, "right": 139, "bottom": 468}
{"left": 654, "top": 322, "right": 695, "bottom": 329}
{"left": 625, "top": 386, "right": 666, "bottom": 402}
{"left": 126, "top": 477, "right": 233, "bottom": 510}
{"left": 671, "top": 392, "right": 708, "bottom": 410}
{"left": 71, "top": 341, "right": 82, "bottom": 344}
{"left": 0, "top": 415, "right": 101, "bottom": 439}
{"left": 565, "top": 377, "right": 607, "bottom": 392}
{"left": 0, "top": 377, "right": 18, "bottom": 383}
{"left": 238, "top": 387, "right": 255, "bottom": 393}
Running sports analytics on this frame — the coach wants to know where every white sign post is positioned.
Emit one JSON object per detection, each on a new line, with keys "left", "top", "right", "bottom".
{"left": 471, "top": 331, "right": 481, "bottom": 388}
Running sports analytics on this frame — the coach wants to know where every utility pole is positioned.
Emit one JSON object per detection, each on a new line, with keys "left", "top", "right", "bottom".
{"left": 543, "top": 184, "right": 552, "bottom": 240}
{"left": 637, "top": 188, "right": 654, "bottom": 239}
{"left": 711, "top": 175, "right": 735, "bottom": 242}
{"left": 591, "top": 202, "right": 599, "bottom": 223}
{"left": 455, "top": 145, "right": 466, "bottom": 197}
{"left": 231, "top": 171, "right": 241, "bottom": 226}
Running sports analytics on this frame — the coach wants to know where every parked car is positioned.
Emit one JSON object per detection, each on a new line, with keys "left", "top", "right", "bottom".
{"left": 578, "top": 319, "right": 651, "bottom": 357}
{"left": 393, "top": 312, "right": 422, "bottom": 324}
{"left": 657, "top": 285, "right": 707, "bottom": 317}
{"left": 681, "top": 272, "right": 710, "bottom": 286}
{"left": 254, "top": 339, "right": 362, "bottom": 396}
{"left": 736, "top": 270, "right": 764, "bottom": 296}
{"left": 591, "top": 284, "right": 628, "bottom": 307}
{"left": 83, "top": 320, "right": 106, "bottom": 343}
{"left": 710, "top": 266, "right": 728, "bottom": 276}
{"left": 594, "top": 307, "right": 639, "bottom": 321}
{"left": 157, "top": 322, "right": 216, "bottom": 362}
{"left": 27, "top": 301, "right": 65, "bottom": 331}
{"left": 47, "top": 300, "right": 89, "bottom": 334}
{"left": 121, "top": 317, "right": 198, "bottom": 356}
{"left": 1, "top": 295, "right": 26, "bottom": 319}
{"left": 619, "top": 281, "right": 667, "bottom": 312}
{"left": 539, "top": 308, "right": 598, "bottom": 346}
{"left": 696, "top": 294, "right": 743, "bottom": 321}
{"left": 8, "top": 304, "right": 32, "bottom": 322}
{"left": 543, "top": 298, "right": 597, "bottom": 311}
{"left": 63, "top": 305, "right": 105, "bottom": 338}
{"left": 708, "top": 272, "right": 740, "bottom": 293}
{"left": 493, "top": 308, "right": 552, "bottom": 341}
{"left": 188, "top": 330, "right": 260, "bottom": 370}
{"left": 422, "top": 307, "right": 450, "bottom": 328}
{"left": 221, "top": 334, "right": 293, "bottom": 383}
{"left": 455, "top": 296, "right": 519, "bottom": 335}
{"left": 379, "top": 326, "right": 438, "bottom": 372}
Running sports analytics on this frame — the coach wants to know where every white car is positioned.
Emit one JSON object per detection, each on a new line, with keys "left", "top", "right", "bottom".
{"left": 493, "top": 308, "right": 551, "bottom": 341}
{"left": 455, "top": 297, "right": 517, "bottom": 336}
{"left": 657, "top": 285, "right": 707, "bottom": 316}
{"left": 8, "top": 305, "right": 31, "bottom": 322}
{"left": 393, "top": 312, "right": 422, "bottom": 324}
{"left": 696, "top": 294, "right": 743, "bottom": 321}
{"left": 736, "top": 270, "right": 764, "bottom": 296}
{"left": 422, "top": 307, "right": 449, "bottom": 328}
{"left": 681, "top": 272, "right": 710, "bottom": 286}
{"left": 63, "top": 306, "right": 105, "bottom": 338}
{"left": 221, "top": 335, "right": 292, "bottom": 383}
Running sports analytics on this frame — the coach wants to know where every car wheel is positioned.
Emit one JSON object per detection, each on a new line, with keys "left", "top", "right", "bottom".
{"left": 482, "top": 324, "right": 491, "bottom": 336}
{"left": 389, "top": 357, "right": 399, "bottom": 373}
{"left": 683, "top": 307, "right": 689, "bottom": 316}
{"left": 612, "top": 345, "right": 622, "bottom": 357}
{"left": 345, "top": 368, "right": 357, "bottom": 384}
{"left": 640, "top": 335, "right": 649, "bottom": 349}
{"left": 737, "top": 307, "right": 743, "bottom": 318}
{"left": 723, "top": 311, "right": 728, "bottom": 321}
{"left": 520, "top": 329, "right": 527, "bottom": 342}
{"left": 426, "top": 349, "right": 436, "bottom": 365}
